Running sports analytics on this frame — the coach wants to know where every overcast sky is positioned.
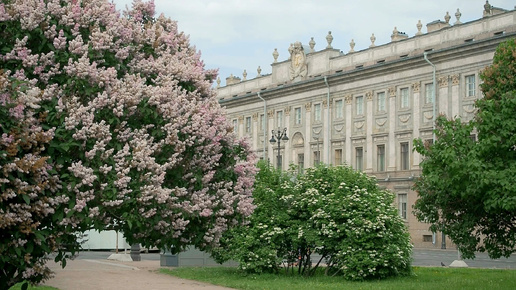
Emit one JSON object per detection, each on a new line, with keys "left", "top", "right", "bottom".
{"left": 111, "top": 0, "right": 515, "bottom": 86}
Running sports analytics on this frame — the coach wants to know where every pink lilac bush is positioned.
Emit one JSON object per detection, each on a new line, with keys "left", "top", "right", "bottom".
{"left": 0, "top": 0, "right": 256, "bottom": 287}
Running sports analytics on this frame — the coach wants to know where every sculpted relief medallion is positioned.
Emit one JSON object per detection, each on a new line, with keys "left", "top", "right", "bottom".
{"left": 289, "top": 41, "right": 308, "bottom": 81}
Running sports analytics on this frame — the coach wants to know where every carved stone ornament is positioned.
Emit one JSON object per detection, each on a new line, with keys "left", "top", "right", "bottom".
{"left": 455, "top": 9, "right": 462, "bottom": 25}
{"left": 345, "top": 95, "right": 353, "bottom": 104}
{"left": 438, "top": 76, "right": 449, "bottom": 88}
{"left": 370, "top": 33, "right": 376, "bottom": 48}
{"left": 305, "top": 102, "right": 312, "bottom": 112}
{"left": 289, "top": 41, "right": 308, "bottom": 81}
{"left": 399, "top": 114, "right": 411, "bottom": 123}
{"left": 388, "top": 87, "right": 396, "bottom": 97}
{"left": 326, "top": 31, "right": 333, "bottom": 49}
{"left": 376, "top": 118, "right": 387, "bottom": 127}
{"left": 272, "top": 48, "right": 279, "bottom": 63}
{"left": 323, "top": 99, "right": 328, "bottom": 107}
{"left": 252, "top": 113, "right": 258, "bottom": 121}
{"left": 416, "top": 20, "right": 423, "bottom": 36}
{"left": 412, "top": 82, "right": 421, "bottom": 92}
{"left": 238, "top": 115, "right": 244, "bottom": 124}
{"left": 267, "top": 110, "right": 274, "bottom": 118}
{"left": 309, "top": 37, "right": 315, "bottom": 52}
{"left": 284, "top": 106, "right": 291, "bottom": 116}
{"left": 354, "top": 121, "right": 365, "bottom": 129}
{"left": 366, "top": 91, "right": 373, "bottom": 100}
{"left": 452, "top": 74, "right": 460, "bottom": 85}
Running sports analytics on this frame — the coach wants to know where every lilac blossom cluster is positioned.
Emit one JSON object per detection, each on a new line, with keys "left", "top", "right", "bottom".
{"left": 0, "top": 0, "right": 257, "bottom": 286}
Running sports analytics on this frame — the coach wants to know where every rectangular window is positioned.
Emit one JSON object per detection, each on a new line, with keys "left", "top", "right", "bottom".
{"left": 377, "top": 92, "right": 386, "bottom": 112}
{"left": 334, "top": 149, "right": 342, "bottom": 165}
{"left": 355, "top": 147, "right": 363, "bottom": 171}
{"left": 377, "top": 145, "right": 385, "bottom": 172}
{"left": 260, "top": 114, "right": 265, "bottom": 131}
{"left": 400, "top": 87, "right": 409, "bottom": 109}
{"left": 423, "top": 235, "right": 433, "bottom": 242}
{"left": 335, "top": 99, "right": 343, "bottom": 118}
{"left": 398, "top": 194, "right": 407, "bottom": 219}
{"left": 425, "top": 83, "right": 434, "bottom": 104}
{"left": 294, "top": 107, "right": 302, "bottom": 125}
{"left": 401, "top": 142, "right": 409, "bottom": 170}
{"left": 298, "top": 153, "right": 304, "bottom": 174}
{"left": 356, "top": 96, "right": 364, "bottom": 115}
{"left": 276, "top": 111, "right": 283, "bottom": 127}
{"left": 314, "top": 151, "right": 321, "bottom": 166}
{"left": 314, "top": 103, "right": 322, "bottom": 122}
{"left": 466, "top": 75, "right": 476, "bottom": 97}
{"left": 245, "top": 117, "right": 251, "bottom": 133}
{"left": 232, "top": 119, "right": 238, "bottom": 133}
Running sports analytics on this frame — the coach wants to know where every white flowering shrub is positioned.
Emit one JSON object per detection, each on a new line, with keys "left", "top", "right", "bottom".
{"left": 0, "top": 0, "right": 256, "bottom": 288}
{"left": 213, "top": 162, "right": 412, "bottom": 280}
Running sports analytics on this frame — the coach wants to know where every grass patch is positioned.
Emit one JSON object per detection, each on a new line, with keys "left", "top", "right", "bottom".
{"left": 161, "top": 266, "right": 516, "bottom": 290}
{"left": 10, "top": 283, "right": 58, "bottom": 290}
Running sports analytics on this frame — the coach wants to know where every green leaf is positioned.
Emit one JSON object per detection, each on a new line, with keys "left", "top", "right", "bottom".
{"left": 22, "top": 194, "right": 30, "bottom": 205}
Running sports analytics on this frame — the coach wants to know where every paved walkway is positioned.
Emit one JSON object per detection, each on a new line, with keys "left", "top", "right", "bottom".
{"left": 43, "top": 257, "right": 233, "bottom": 290}
{"left": 42, "top": 248, "right": 516, "bottom": 289}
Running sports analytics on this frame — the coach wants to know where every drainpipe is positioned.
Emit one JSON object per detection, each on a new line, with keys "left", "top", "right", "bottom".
{"left": 424, "top": 52, "right": 445, "bottom": 249}
{"left": 324, "top": 76, "right": 330, "bottom": 164}
{"left": 257, "top": 92, "right": 266, "bottom": 160}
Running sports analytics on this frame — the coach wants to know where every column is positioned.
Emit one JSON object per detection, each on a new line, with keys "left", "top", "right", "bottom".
{"left": 411, "top": 82, "right": 421, "bottom": 169}
{"left": 438, "top": 75, "right": 449, "bottom": 115}
{"left": 323, "top": 99, "right": 331, "bottom": 164}
{"left": 284, "top": 106, "right": 291, "bottom": 169}
{"left": 238, "top": 116, "right": 244, "bottom": 138}
{"left": 344, "top": 95, "right": 353, "bottom": 164}
{"left": 252, "top": 113, "right": 259, "bottom": 154}
{"left": 365, "top": 91, "right": 373, "bottom": 173}
{"left": 388, "top": 87, "right": 396, "bottom": 172}
{"left": 304, "top": 102, "right": 312, "bottom": 167}
{"left": 267, "top": 110, "right": 274, "bottom": 163}
{"left": 450, "top": 74, "right": 460, "bottom": 118}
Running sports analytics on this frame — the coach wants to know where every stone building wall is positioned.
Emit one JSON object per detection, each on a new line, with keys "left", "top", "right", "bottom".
{"left": 217, "top": 5, "right": 516, "bottom": 249}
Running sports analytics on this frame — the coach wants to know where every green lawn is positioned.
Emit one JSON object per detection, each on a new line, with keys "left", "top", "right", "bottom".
{"left": 10, "top": 283, "right": 57, "bottom": 290}
{"left": 161, "top": 266, "right": 516, "bottom": 290}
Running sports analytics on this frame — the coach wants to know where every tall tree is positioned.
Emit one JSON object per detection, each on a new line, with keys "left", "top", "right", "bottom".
{"left": 413, "top": 38, "right": 516, "bottom": 259}
{"left": 0, "top": 0, "right": 256, "bottom": 288}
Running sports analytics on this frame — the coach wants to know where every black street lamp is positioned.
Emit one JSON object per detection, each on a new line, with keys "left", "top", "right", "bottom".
{"left": 269, "top": 127, "right": 289, "bottom": 169}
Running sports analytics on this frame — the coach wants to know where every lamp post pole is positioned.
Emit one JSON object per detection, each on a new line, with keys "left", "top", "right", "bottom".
{"left": 269, "top": 127, "right": 289, "bottom": 170}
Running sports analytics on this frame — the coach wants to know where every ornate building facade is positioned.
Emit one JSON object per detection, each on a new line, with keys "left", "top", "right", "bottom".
{"left": 216, "top": 3, "right": 516, "bottom": 248}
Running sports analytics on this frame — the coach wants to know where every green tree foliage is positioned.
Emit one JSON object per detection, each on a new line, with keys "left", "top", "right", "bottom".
{"left": 413, "top": 38, "right": 516, "bottom": 259}
{"left": 213, "top": 162, "right": 412, "bottom": 281}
